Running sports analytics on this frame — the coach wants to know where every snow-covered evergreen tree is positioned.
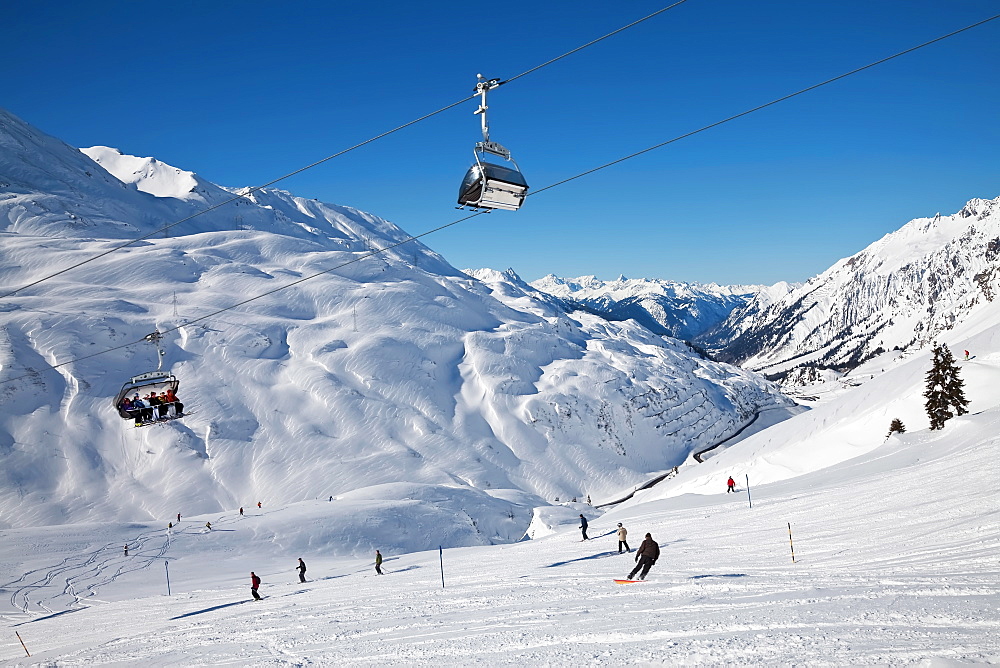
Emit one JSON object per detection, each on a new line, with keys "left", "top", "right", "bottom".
{"left": 923, "top": 343, "right": 969, "bottom": 430}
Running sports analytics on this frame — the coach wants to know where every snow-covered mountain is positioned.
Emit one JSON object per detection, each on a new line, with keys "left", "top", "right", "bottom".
{"left": 529, "top": 274, "right": 772, "bottom": 342}
{"left": 0, "top": 108, "right": 792, "bottom": 534}
{"left": 703, "top": 197, "right": 1000, "bottom": 379}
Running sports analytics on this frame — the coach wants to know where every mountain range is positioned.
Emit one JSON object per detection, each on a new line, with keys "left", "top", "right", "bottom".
{"left": 0, "top": 108, "right": 792, "bottom": 533}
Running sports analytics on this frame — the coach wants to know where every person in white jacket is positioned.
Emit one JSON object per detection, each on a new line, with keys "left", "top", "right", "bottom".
{"left": 616, "top": 523, "right": 631, "bottom": 553}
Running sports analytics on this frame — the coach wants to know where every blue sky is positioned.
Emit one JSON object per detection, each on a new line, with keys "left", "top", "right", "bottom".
{"left": 4, "top": 1, "right": 998, "bottom": 285}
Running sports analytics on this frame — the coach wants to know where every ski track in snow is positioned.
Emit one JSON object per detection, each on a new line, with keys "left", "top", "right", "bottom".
{"left": 1, "top": 414, "right": 998, "bottom": 665}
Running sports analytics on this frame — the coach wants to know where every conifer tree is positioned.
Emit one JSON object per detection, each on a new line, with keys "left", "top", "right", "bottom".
{"left": 923, "top": 343, "right": 969, "bottom": 430}
{"left": 887, "top": 418, "right": 906, "bottom": 438}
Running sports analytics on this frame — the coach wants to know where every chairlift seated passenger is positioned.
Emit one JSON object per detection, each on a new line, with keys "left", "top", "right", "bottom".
{"left": 457, "top": 75, "right": 528, "bottom": 211}
{"left": 112, "top": 331, "right": 184, "bottom": 426}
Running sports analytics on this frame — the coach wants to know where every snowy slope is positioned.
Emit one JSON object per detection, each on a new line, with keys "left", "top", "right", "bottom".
{"left": 706, "top": 197, "right": 1000, "bottom": 378}
{"left": 0, "top": 353, "right": 997, "bottom": 664}
{"left": 0, "top": 108, "right": 791, "bottom": 534}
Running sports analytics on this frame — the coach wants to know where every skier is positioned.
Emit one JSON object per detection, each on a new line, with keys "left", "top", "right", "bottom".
{"left": 616, "top": 523, "right": 630, "bottom": 553}
{"left": 579, "top": 514, "right": 589, "bottom": 541}
{"left": 257, "top": 501, "right": 262, "bottom": 509}
{"left": 205, "top": 521, "right": 212, "bottom": 530}
{"left": 124, "top": 544, "right": 129, "bottom": 556}
{"left": 627, "top": 533, "right": 660, "bottom": 581}
{"left": 375, "top": 549, "right": 383, "bottom": 575}
{"left": 239, "top": 507, "right": 244, "bottom": 516}
{"left": 297, "top": 558, "right": 307, "bottom": 583}
{"left": 964, "top": 350, "right": 970, "bottom": 360}
{"left": 177, "top": 513, "right": 181, "bottom": 523}
{"left": 250, "top": 571, "right": 262, "bottom": 600}
{"left": 727, "top": 476, "right": 736, "bottom": 493}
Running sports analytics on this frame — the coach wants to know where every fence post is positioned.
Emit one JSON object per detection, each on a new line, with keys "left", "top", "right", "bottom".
{"left": 439, "top": 546, "right": 445, "bottom": 589}
{"left": 165, "top": 560, "right": 172, "bottom": 596}
{"left": 787, "top": 523, "right": 796, "bottom": 563}
{"left": 745, "top": 474, "right": 752, "bottom": 509}
{"left": 16, "top": 631, "right": 29, "bottom": 657}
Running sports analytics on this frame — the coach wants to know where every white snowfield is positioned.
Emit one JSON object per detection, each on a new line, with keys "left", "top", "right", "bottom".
{"left": 1, "top": 371, "right": 998, "bottom": 664}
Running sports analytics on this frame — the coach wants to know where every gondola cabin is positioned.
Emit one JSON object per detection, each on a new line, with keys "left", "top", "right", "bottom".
{"left": 458, "top": 153, "right": 529, "bottom": 211}
{"left": 457, "top": 75, "right": 528, "bottom": 211}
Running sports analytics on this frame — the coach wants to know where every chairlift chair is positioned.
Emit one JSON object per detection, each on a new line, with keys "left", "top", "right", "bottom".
{"left": 112, "top": 331, "right": 182, "bottom": 422}
{"left": 457, "top": 75, "right": 528, "bottom": 211}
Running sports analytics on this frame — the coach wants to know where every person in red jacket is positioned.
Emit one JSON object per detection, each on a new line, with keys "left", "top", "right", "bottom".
{"left": 250, "top": 572, "right": 262, "bottom": 600}
{"left": 727, "top": 476, "right": 736, "bottom": 493}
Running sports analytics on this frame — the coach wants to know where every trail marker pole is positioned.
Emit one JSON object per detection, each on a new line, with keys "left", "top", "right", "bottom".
{"left": 745, "top": 474, "right": 752, "bottom": 509}
{"left": 787, "top": 523, "right": 796, "bottom": 563}
{"left": 439, "top": 546, "right": 445, "bottom": 589}
{"left": 15, "top": 631, "right": 29, "bottom": 657}
{"left": 165, "top": 560, "right": 172, "bottom": 596}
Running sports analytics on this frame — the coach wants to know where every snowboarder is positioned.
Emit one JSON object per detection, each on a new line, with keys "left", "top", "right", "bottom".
{"left": 124, "top": 544, "right": 129, "bottom": 556}
{"left": 627, "top": 533, "right": 660, "bottom": 581}
{"left": 239, "top": 507, "right": 244, "bottom": 516}
{"left": 375, "top": 549, "right": 383, "bottom": 575}
{"left": 579, "top": 514, "right": 589, "bottom": 541}
{"left": 727, "top": 476, "right": 736, "bottom": 493}
{"left": 250, "top": 571, "right": 262, "bottom": 600}
{"left": 616, "top": 523, "right": 630, "bottom": 553}
{"left": 297, "top": 558, "right": 307, "bottom": 583}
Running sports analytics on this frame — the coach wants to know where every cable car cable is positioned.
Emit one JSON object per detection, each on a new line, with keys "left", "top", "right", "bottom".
{"left": 0, "top": 2, "right": 693, "bottom": 301}
{"left": 529, "top": 12, "right": 1000, "bottom": 198}
{"left": 2, "top": 12, "right": 997, "bottom": 386}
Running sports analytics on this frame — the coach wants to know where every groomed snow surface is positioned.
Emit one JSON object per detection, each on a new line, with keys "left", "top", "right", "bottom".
{"left": 3, "top": 375, "right": 998, "bottom": 665}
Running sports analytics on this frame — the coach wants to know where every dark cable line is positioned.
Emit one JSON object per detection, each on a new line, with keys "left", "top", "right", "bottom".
{"left": 529, "top": 12, "right": 1000, "bottom": 198}
{"left": 2, "top": 12, "right": 997, "bottom": 386}
{"left": 0, "top": 2, "right": 692, "bottom": 301}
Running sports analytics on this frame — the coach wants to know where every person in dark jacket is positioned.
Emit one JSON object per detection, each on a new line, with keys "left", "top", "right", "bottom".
{"left": 579, "top": 514, "right": 589, "bottom": 540}
{"left": 628, "top": 533, "right": 660, "bottom": 580}
{"left": 250, "top": 572, "right": 262, "bottom": 600}
{"left": 375, "top": 549, "right": 383, "bottom": 575}
{"left": 297, "top": 558, "right": 307, "bottom": 583}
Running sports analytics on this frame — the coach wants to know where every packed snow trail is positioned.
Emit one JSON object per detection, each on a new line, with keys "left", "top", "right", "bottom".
{"left": 1, "top": 405, "right": 998, "bottom": 665}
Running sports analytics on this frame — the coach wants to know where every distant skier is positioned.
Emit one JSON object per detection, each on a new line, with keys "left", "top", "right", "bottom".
{"left": 205, "top": 521, "right": 212, "bottom": 530}
{"left": 579, "top": 514, "right": 589, "bottom": 541}
{"left": 250, "top": 572, "right": 262, "bottom": 600}
{"left": 177, "top": 513, "right": 181, "bottom": 523}
{"left": 239, "top": 507, "right": 244, "bottom": 516}
{"left": 257, "top": 501, "right": 262, "bottom": 509}
{"left": 727, "top": 476, "right": 736, "bottom": 493}
{"left": 375, "top": 550, "right": 383, "bottom": 575}
{"left": 124, "top": 544, "right": 129, "bottom": 556}
{"left": 627, "top": 533, "right": 660, "bottom": 581}
{"left": 297, "top": 558, "right": 307, "bottom": 583}
{"left": 616, "top": 523, "right": 630, "bottom": 553}
{"left": 964, "top": 350, "right": 970, "bottom": 360}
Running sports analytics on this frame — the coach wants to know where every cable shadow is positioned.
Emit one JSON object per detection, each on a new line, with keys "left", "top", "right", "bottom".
{"left": 170, "top": 599, "right": 249, "bottom": 619}
{"left": 14, "top": 607, "right": 85, "bottom": 626}
{"left": 546, "top": 551, "right": 620, "bottom": 568}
